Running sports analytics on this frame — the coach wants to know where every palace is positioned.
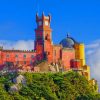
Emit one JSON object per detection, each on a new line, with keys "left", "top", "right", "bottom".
{"left": 0, "top": 13, "right": 90, "bottom": 80}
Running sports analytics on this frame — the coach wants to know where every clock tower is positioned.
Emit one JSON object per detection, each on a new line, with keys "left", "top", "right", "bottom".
{"left": 35, "top": 13, "right": 53, "bottom": 62}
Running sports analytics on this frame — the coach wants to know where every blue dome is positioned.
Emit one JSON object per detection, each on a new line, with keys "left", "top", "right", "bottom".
{"left": 60, "top": 36, "right": 76, "bottom": 48}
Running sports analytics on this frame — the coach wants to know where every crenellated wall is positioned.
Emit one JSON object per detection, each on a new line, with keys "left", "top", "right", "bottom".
{"left": 0, "top": 50, "right": 36, "bottom": 66}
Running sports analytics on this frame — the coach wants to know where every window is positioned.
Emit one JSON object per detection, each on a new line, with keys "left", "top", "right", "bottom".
{"left": 45, "top": 21, "right": 49, "bottom": 26}
{"left": 48, "top": 52, "right": 50, "bottom": 55}
{"left": 24, "top": 61, "right": 26, "bottom": 64}
{"left": 6, "top": 54, "right": 9, "bottom": 58}
{"left": 23, "top": 54, "right": 26, "bottom": 58}
{"left": 31, "top": 55, "right": 34, "bottom": 58}
{"left": 15, "top": 54, "right": 18, "bottom": 58}
{"left": 45, "top": 34, "right": 48, "bottom": 40}
{"left": 30, "top": 60, "right": 33, "bottom": 64}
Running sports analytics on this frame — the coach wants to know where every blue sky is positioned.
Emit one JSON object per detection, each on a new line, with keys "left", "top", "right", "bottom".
{"left": 0, "top": 0, "right": 100, "bottom": 44}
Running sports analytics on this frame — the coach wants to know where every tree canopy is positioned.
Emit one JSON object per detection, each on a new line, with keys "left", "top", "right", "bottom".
{"left": 0, "top": 72, "right": 99, "bottom": 100}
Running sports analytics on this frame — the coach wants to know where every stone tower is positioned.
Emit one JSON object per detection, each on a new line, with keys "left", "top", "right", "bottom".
{"left": 35, "top": 13, "right": 53, "bottom": 62}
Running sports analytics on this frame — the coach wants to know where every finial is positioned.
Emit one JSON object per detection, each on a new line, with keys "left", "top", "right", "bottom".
{"left": 67, "top": 33, "right": 70, "bottom": 38}
{"left": 36, "top": 12, "right": 38, "bottom": 16}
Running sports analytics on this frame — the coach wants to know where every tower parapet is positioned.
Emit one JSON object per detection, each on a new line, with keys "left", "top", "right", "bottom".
{"left": 36, "top": 12, "right": 51, "bottom": 23}
{"left": 36, "top": 12, "right": 51, "bottom": 31}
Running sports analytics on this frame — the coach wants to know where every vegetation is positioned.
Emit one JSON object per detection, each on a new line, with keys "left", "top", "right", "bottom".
{"left": 0, "top": 71, "right": 99, "bottom": 100}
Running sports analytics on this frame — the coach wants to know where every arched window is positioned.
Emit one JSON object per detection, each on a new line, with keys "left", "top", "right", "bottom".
{"left": 15, "top": 54, "right": 18, "bottom": 58}
{"left": 45, "top": 34, "right": 48, "bottom": 40}
{"left": 6, "top": 54, "right": 10, "bottom": 58}
{"left": 23, "top": 54, "right": 26, "bottom": 58}
{"left": 48, "top": 52, "right": 50, "bottom": 55}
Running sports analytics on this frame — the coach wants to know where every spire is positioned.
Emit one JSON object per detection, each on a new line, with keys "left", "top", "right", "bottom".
{"left": 36, "top": 12, "right": 39, "bottom": 21}
{"left": 36, "top": 12, "right": 38, "bottom": 18}
{"left": 42, "top": 12, "right": 44, "bottom": 16}
{"left": 36, "top": 12, "right": 38, "bottom": 16}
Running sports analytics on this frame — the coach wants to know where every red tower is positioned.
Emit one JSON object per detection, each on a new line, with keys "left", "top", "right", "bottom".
{"left": 35, "top": 13, "right": 53, "bottom": 62}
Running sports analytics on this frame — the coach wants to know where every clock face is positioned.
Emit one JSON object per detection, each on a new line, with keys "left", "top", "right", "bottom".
{"left": 45, "top": 21, "right": 49, "bottom": 26}
{"left": 38, "top": 21, "right": 42, "bottom": 26}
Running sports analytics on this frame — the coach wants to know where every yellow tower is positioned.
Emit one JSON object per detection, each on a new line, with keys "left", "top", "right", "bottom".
{"left": 74, "top": 43, "right": 91, "bottom": 80}
{"left": 74, "top": 43, "right": 86, "bottom": 67}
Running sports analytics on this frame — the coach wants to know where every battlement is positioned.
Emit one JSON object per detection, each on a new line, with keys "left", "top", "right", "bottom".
{"left": 2, "top": 49, "right": 35, "bottom": 53}
{"left": 36, "top": 12, "right": 51, "bottom": 22}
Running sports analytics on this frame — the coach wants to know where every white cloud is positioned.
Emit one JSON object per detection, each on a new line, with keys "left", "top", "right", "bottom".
{"left": 86, "top": 40, "right": 100, "bottom": 91}
{"left": 0, "top": 40, "right": 34, "bottom": 50}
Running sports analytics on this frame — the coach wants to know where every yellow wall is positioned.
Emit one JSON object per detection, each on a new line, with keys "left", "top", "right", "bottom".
{"left": 74, "top": 43, "right": 85, "bottom": 66}
{"left": 74, "top": 43, "right": 91, "bottom": 80}
{"left": 83, "top": 65, "right": 90, "bottom": 80}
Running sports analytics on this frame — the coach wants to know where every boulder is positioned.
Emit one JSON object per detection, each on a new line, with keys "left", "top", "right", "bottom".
{"left": 10, "top": 84, "right": 19, "bottom": 92}
{"left": 13, "top": 75, "right": 26, "bottom": 85}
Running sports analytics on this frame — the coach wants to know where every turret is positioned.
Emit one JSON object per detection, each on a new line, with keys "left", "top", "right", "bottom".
{"left": 74, "top": 43, "right": 86, "bottom": 66}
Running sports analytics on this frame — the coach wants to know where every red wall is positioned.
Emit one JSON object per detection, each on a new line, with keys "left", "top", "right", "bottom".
{"left": 61, "top": 48, "right": 75, "bottom": 70}
{"left": 44, "top": 40, "right": 53, "bottom": 63}
{"left": 53, "top": 45, "right": 62, "bottom": 63}
{"left": 0, "top": 50, "right": 36, "bottom": 66}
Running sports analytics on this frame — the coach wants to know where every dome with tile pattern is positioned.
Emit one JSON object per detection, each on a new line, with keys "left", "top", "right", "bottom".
{"left": 60, "top": 34, "right": 77, "bottom": 48}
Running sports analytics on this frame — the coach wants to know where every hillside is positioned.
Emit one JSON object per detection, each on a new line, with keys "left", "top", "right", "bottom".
{"left": 0, "top": 72, "right": 99, "bottom": 100}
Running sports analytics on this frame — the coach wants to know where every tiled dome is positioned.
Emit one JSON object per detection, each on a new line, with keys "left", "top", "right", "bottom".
{"left": 60, "top": 35, "right": 77, "bottom": 48}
